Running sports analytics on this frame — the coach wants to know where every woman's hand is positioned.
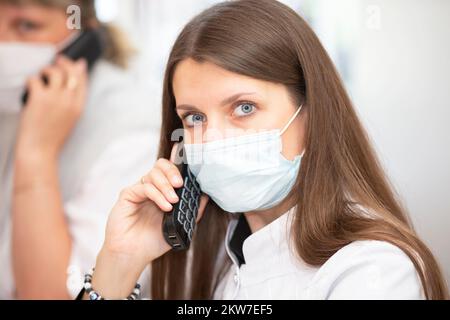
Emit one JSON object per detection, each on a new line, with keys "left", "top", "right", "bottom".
{"left": 15, "top": 55, "right": 88, "bottom": 162}
{"left": 90, "top": 144, "right": 209, "bottom": 299}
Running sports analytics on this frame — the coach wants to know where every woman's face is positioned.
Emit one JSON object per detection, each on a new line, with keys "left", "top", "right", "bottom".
{"left": 0, "top": 3, "right": 73, "bottom": 43}
{"left": 172, "top": 58, "right": 307, "bottom": 160}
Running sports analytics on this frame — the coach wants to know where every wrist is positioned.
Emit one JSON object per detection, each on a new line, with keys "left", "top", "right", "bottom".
{"left": 89, "top": 247, "right": 148, "bottom": 299}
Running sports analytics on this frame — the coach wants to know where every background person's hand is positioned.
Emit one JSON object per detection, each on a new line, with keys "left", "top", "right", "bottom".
{"left": 15, "top": 55, "right": 88, "bottom": 161}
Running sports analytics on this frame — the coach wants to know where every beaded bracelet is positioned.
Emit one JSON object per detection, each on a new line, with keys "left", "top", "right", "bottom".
{"left": 84, "top": 268, "right": 141, "bottom": 300}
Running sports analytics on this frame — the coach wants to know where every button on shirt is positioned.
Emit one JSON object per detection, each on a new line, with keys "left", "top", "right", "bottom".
{"left": 216, "top": 206, "right": 425, "bottom": 299}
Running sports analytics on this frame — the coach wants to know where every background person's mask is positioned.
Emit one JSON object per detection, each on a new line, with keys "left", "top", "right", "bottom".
{"left": 0, "top": 32, "right": 81, "bottom": 114}
{"left": 0, "top": 42, "right": 56, "bottom": 114}
{"left": 185, "top": 104, "right": 304, "bottom": 213}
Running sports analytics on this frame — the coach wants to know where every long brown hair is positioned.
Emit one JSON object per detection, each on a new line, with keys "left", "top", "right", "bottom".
{"left": 152, "top": 0, "right": 448, "bottom": 299}
{"left": 0, "top": 0, "right": 135, "bottom": 68}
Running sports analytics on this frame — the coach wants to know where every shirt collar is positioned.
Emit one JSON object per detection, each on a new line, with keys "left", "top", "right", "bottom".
{"left": 226, "top": 206, "right": 296, "bottom": 267}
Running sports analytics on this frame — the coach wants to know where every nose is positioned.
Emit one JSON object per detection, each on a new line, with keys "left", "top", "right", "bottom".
{"left": 188, "top": 112, "right": 228, "bottom": 144}
{"left": 202, "top": 113, "right": 246, "bottom": 143}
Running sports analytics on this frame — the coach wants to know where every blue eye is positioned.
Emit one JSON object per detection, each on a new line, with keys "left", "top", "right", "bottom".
{"left": 184, "top": 113, "right": 205, "bottom": 127}
{"left": 233, "top": 102, "right": 256, "bottom": 117}
{"left": 17, "top": 20, "right": 40, "bottom": 33}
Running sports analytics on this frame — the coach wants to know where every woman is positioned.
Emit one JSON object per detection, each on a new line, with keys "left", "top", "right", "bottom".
{"left": 0, "top": 0, "right": 158, "bottom": 299}
{"left": 82, "top": 0, "right": 448, "bottom": 299}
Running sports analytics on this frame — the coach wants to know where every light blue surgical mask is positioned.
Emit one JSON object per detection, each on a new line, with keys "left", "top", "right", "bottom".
{"left": 184, "top": 104, "right": 304, "bottom": 213}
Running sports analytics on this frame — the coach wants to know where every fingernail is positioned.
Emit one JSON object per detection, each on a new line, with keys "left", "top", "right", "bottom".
{"left": 169, "top": 191, "right": 178, "bottom": 201}
{"left": 173, "top": 176, "right": 183, "bottom": 185}
{"left": 165, "top": 203, "right": 173, "bottom": 211}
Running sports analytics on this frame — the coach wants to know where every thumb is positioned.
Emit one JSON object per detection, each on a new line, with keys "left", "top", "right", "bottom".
{"left": 196, "top": 194, "right": 209, "bottom": 223}
{"left": 170, "top": 142, "right": 181, "bottom": 164}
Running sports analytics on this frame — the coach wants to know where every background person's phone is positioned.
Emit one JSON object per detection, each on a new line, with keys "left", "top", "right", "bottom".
{"left": 59, "top": 29, "right": 105, "bottom": 70}
{"left": 162, "top": 143, "right": 202, "bottom": 251}
{"left": 21, "top": 29, "right": 105, "bottom": 105}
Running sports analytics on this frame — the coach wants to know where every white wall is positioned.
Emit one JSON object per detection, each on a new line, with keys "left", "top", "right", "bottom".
{"left": 352, "top": 0, "right": 450, "bottom": 283}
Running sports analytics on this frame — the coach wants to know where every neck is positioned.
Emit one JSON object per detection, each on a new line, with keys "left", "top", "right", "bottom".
{"left": 244, "top": 194, "right": 297, "bottom": 233}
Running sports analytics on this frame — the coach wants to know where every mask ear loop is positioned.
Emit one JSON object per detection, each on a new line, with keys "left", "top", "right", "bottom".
{"left": 279, "top": 104, "right": 306, "bottom": 158}
{"left": 299, "top": 148, "right": 306, "bottom": 157}
{"left": 279, "top": 104, "right": 303, "bottom": 136}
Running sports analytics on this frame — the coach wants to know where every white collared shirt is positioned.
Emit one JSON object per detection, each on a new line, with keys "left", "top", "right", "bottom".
{"left": 216, "top": 207, "right": 425, "bottom": 299}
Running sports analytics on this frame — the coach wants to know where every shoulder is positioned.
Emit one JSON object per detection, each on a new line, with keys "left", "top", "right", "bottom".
{"left": 87, "top": 59, "right": 138, "bottom": 99}
{"left": 86, "top": 129, "right": 160, "bottom": 179}
{"left": 307, "top": 240, "right": 425, "bottom": 299}
{"left": 85, "top": 59, "right": 162, "bottom": 127}
{"left": 65, "top": 129, "right": 159, "bottom": 211}
{"left": 90, "top": 59, "right": 133, "bottom": 85}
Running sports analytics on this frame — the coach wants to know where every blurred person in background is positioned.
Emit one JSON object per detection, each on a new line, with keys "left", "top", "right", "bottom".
{"left": 0, "top": 0, "right": 157, "bottom": 299}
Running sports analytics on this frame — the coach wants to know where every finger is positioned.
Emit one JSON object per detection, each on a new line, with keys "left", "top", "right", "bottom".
{"left": 55, "top": 55, "right": 83, "bottom": 92}
{"left": 196, "top": 194, "right": 209, "bottom": 223}
{"left": 71, "top": 59, "right": 88, "bottom": 109}
{"left": 26, "top": 75, "right": 45, "bottom": 98}
{"left": 120, "top": 183, "right": 173, "bottom": 212}
{"left": 55, "top": 54, "right": 74, "bottom": 70}
{"left": 119, "top": 184, "right": 149, "bottom": 204}
{"left": 57, "top": 57, "right": 88, "bottom": 115}
{"left": 56, "top": 55, "right": 75, "bottom": 89}
{"left": 57, "top": 57, "right": 86, "bottom": 91}
{"left": 154, "top": 158, "right": 183, "bottom": 188}
{"left": 142, "top": 183, "right": 173, "bottom": 212}
{"left": 147, "top": 167, "right": 179, "bottom": 203}
{"left": 57, "top": 55, "right": 87, "bottom": 90}
{"left": 41, "top": 66, "right": 64, "bottom": 89}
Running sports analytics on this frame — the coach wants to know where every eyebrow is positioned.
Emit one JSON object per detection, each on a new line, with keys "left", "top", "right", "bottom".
{"left": 220, "top": 92, "right": 256, "bottom": 106}
{"left": 176, "top": 92, "right": 256, "bottom": 111}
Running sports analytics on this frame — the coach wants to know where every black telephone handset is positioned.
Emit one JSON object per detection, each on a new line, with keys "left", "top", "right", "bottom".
{"left": 162, "top": 143, "right": 202, "bottom": 251}
{"left": 59, "top": 29, "right": 105, "bottom": 70}
{"left": 22, "top": 29, "right": 104, "bottom": 105}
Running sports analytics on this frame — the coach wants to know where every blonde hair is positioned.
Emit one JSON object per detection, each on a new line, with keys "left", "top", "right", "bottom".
{"left": 2, "top": 0, "right": 136, "bottom": 68}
